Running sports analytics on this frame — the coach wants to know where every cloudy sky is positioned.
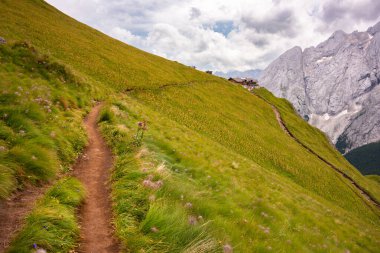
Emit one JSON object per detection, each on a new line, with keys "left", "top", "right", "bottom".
{"left": 46, "top": 0, "right": 380, "bottom": 72}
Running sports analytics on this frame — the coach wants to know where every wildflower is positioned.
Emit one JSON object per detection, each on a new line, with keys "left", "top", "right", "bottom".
{"left": 142, "top": 179, "right": 154, "bottom": 188}
{"left": 155, "top": 180, "right": 163, "bottom": 189}
{"left": 3, "top": 113, "right": 8, "bottom": 119}
{"left": 261, "top": 212, "right": 269, "bottom": 218}
{"left": 36, "top": 249, "right": 47, "bottom": 253}
{"left": 14, "top": 91, "right": 21, "bottom": 96}
{"left": 33, "top": 243, "right": 37, "bottom": 249}
{"left": 50, "top": 131, "right": 56, "bottom": 138}
{"left": 258, "top": 225, "right": 270, "bottom": 234}
{"left": 31, "top": 155, "right": 37, "bottom": 160}
{"left": 223, "top": 244, "right": 233, "bottom": 253}
{"left": 184, "top": 202, "right": 193, "bottom": 209}
{"left": 19, "top": 130, "right": 26, "bottom": 136}
{"left": 135, "top": 120, "right": 147, "bottom": 146}
{"left": 137, "top": 121, "right": 146, "bottom": 130}
{"left": 142, "top": 176, "right": 163, "bottom": 190}
{"left": 0, "top": 146, "right": 6, "bottom": 152}
{"left": 188, "top": 215, "right": 198, "bottom": 225}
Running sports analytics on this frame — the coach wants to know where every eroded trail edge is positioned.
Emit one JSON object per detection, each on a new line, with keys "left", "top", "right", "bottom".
{"left": 74, "top": 104, "right": 120, "bottom": 253}
{"left": 0, "top": 184, "right": 51, "bottom": 251}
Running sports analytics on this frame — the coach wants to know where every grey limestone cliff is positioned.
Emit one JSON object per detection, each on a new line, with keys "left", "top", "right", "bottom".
{"left": 259, "top": 22, "right": 380, "bottom": 153}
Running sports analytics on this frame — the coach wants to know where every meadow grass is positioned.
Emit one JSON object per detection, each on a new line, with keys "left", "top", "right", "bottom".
{"left": 7, "top": 177, "right": 85, "bottom": 253}
{"left": 129, "top": 83, "right": 380, "bottom": 219}
{"left": 99, "top": 99, "right": 380, "bottom": 252}
{"left": 0, "top": 42, "right": 92, "bottom": 198}
{"left": 1, "top": 1, "right": 380, "bottom": 252}
{"left": 253, "top": 88, "right": 380, "bottom": 204}
{"left": 367, "top": 175, "right": 380, "bottom": 185}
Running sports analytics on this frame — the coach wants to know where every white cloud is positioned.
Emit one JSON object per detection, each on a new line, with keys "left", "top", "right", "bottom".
{"left": 46, "top": 0, "right": 380, "bottom": 72}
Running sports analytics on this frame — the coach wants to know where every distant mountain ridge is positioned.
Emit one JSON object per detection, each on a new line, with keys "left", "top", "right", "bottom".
{"left": 215, "top": 69, "right": 262, "bottom": 79}
{"left": 259, "top": 21, "right": 380, "bottom": 161}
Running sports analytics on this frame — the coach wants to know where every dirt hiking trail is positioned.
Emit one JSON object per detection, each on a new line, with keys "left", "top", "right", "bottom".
{"left": 74, "top": 104, "right": 120, "bottom": 253}
{"left": 254, "top": 93, "right": 380, "bottom": 211}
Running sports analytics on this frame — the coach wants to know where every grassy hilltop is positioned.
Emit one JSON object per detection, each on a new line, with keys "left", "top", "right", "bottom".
{"left": 1, "top": 0, "right": 380, "bottom": 252}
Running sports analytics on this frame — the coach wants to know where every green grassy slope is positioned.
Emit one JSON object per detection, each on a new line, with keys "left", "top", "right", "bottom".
{"left": 100, "top": 97, "right": 380, "bottom": 252}
{"left": 1, "top": 0, "right": 380, "bottom": 252}
{"left": 253, "top": 88, "right": 380, "bottom": 204}
{"left": 0, "top": 42, "right": 94, "bottom": 197}
{"left": 0, "top": 0, "right": 216, "bottom": 91}
{"left": 8, "top": 177, "right": 85, "bottom": 253}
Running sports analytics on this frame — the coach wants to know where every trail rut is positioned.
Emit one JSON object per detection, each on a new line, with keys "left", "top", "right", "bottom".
{"left": 74, "top": 104, "right": 120, "bottom": 253}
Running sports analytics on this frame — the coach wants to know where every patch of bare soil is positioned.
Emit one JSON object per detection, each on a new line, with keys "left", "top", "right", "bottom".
{"left": 74, "top": 104, "right": 120, "bottom": 253}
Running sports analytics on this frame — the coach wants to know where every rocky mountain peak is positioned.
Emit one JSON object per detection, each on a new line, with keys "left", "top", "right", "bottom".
{"left": 367, "top": 21, "right": 380, "bottom": 35}
{"left": 259, "top": 21, "right": 380, "bottom": 154}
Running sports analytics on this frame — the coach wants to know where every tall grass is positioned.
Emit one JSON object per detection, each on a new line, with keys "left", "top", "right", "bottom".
{"left": 0, "top": 42, "right": 89, "bottom": 198}
{"left": 1, "top": 1, "right": 379, "bottom": 251}
{"left": 100, "top": 100, "right": 380, "bottom": 252}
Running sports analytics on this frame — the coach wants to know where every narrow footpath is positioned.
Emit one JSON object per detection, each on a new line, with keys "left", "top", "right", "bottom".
{"left": 74, "top": 104, "right": 120, "bottom": 253}
{"left": 267, "top": 100, "right": 380, "bottom": 210}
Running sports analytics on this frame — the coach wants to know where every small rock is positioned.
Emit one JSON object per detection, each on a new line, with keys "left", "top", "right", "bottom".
{"left": 151, "top": 227, "right": 159, "bottom": 233}
{"left": 231, "top": 161, "right": 239, "bottom": 169}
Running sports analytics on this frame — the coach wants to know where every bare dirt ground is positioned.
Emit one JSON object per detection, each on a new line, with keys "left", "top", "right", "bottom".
{"left": 74, "top": 104, "right": 120, "bottom": 253}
